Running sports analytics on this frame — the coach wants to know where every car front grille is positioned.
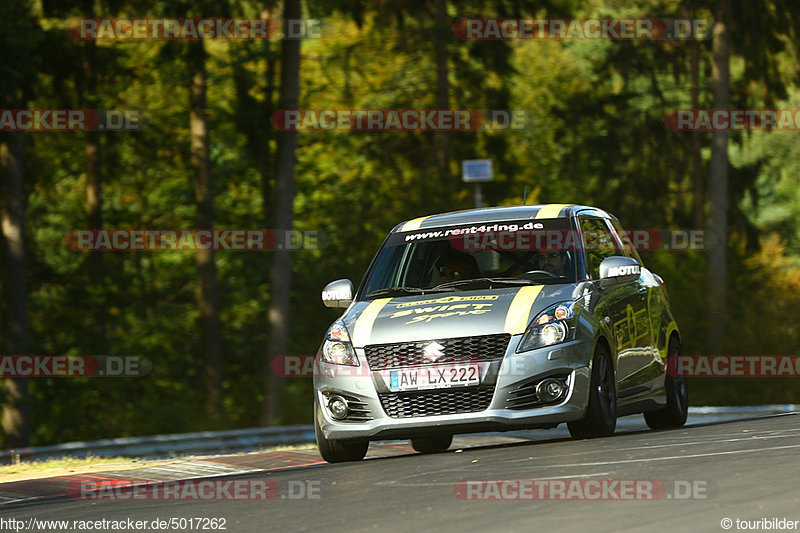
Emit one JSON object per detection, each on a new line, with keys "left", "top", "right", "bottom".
{"left": 365, "top": 334, "right": 511, "bottom": 370}
{"left": 379, "top": 387, "right": 495, "bottom": 418}
{"left": 505, "top": 381, "right": 542, "bottom": 410}
{"left": 341, "top": 394, "right": 373, "bottom": 421}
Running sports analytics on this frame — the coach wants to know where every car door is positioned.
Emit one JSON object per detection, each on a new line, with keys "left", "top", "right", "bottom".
{"left": 607, "top": 218, "right": 664, "bottom": 394}
{"left": 578, "top": 215, "right": 645, "bottom": 400}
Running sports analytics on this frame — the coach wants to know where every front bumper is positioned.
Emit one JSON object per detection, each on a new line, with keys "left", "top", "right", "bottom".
{"left": 314, "top": 337, "right": 592, "bottom": 441}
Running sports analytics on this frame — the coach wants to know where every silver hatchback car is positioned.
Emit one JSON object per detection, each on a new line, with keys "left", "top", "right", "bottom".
{"left": 314, "top": 204, "right": 687, "bottom": 462}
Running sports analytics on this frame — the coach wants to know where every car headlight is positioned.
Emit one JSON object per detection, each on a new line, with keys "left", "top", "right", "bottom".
{"left": 321, "top": 321, "right": 359, "bottom": 366}
{"left": 517, "top": 302, "right": 576, "bottom": 352}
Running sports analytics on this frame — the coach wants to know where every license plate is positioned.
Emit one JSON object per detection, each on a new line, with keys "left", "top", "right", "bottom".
{"left": 384, "top": 364, "right": 482, "bottom": 392}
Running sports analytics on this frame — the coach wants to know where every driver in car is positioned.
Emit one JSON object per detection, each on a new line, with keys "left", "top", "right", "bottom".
{"left": 536, "top": 250, "right": 568, "bottom": 277}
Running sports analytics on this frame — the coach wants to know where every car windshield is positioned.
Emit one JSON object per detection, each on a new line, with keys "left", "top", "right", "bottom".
{"left": 361, "top": 218, "right": 578, "bottom": 298}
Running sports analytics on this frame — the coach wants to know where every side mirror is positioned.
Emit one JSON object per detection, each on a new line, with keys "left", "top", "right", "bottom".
{"left": 321, "top": 279, "right": 354, "bottom": 308}
{"left": 598, "top": 256, "right": 641, "bottom": 285}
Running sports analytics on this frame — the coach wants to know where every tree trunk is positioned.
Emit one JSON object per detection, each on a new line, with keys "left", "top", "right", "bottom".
{"left": 708, "top": 0, "right": 730, "bottom": 352}
{"left": 232, "top": 38, "right": 274, "bottom": 227}
{"left": 188, "top": 39, "right": 223, "bottom": 418}
{"left": 264, "top": 35, "right": 277, "bottom": 229}
{"left": 84, "top": 37, "right": 108, "bottom": 353}
{"left": 0, "top": 132, "right": 30, "bottom": 447}
{"left": 263, "top": 0, "right": 301, "bottom": 425}
{"left": 433, "top": 0, "right": 451, "bottom": 202}
{"left": 686, "top": 0, "right": 703, "bottom": 229}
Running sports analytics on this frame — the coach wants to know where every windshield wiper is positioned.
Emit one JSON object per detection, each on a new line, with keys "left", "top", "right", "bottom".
{"left": 364, "top": 286, "right": 453, "bottom": 299}
{"left": 432, "top": 277, "right": 536, "bottom": 290}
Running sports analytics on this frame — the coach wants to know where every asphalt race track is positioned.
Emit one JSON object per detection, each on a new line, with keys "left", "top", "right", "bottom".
{"left": 3, "top": 412, "right": 799, "bottom": 533}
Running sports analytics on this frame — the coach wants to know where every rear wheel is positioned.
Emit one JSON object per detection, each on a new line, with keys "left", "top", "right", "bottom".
{"left": 314, "top": 402, "right": 369, "bottom": 463}
{"left": 568, "top": 343, "right": 617, "bottom": 439}
{"left": 644, "top": 339, "right": 688, "bottom": 429}
{"left": 410, "top": 435, "right": 453, "bottom": 454}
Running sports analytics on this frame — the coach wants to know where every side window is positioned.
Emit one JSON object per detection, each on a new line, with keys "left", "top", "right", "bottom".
{"left": 361, "top": 244, "right": 406, "bottom": 296}
{"left": 608, "top": 218, "right": 643, "bottom": 264}
{"left": 403, "top": 241, "right": 448, "bottom": 287}
{"left": 579, "top": 217, "right": 621, "bottom": 279}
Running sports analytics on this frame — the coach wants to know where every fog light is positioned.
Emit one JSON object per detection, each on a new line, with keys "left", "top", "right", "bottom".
{"left": 536, "top": 378, "right": 567, "bottom": 402}
{"left": 328, "top": 395, "right": 349, "bottom": 420}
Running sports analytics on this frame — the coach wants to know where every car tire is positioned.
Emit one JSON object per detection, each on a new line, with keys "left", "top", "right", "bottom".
{"left": 568, "top": 343, "right": 617, "bottom": 439}
{"left": 410, "top": 435, "right": 453, "bottom": 454}
{"left": 314, "top": 402, "right": 369, "bottom": 463}
{"left": 644, "top": 339, "right": 688, "bottom": 430}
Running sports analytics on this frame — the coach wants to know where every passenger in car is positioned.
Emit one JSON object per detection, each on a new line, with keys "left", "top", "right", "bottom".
{"left": 438, "top": 251, "right": 480, "bottom": 282}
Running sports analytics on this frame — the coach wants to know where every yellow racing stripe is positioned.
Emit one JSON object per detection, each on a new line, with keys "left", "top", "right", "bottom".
{"left": 352, "top": 298, "right": 392, "bottom": 347}
{"left": 503, "top": 286, "right": 544, "bottom": 334}
{"left": 399, "top": 216, "right": 430, "bottom": 232}
{"left": 535, "top": 204, "right": 568, "bottom": 219}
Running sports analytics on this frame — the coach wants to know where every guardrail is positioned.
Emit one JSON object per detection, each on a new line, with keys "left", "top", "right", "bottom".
{"left": 1, "top": 425, "right": 315, "bottom": 465}
{"left": 2, "top": 405, "right": 797, "bottom": 465}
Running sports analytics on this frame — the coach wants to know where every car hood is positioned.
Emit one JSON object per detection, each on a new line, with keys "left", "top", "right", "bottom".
{"left": 341, "top": 284, "right": 580, "bottom": 347}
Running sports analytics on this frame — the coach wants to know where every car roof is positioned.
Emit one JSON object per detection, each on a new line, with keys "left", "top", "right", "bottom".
{"left": 391, "top": 204, "right": 613, "bottom": 233}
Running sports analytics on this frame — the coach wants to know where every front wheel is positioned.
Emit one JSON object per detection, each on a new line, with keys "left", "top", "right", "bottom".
{"left": 411, "top": 435, "right": 453, "bottom": 454}
{"left": 644, "top": 339, "right": 688, "bottom": 430}
{"left": 568, "top": 343, "right": 617, "bottom": 439}
{"left": 314, "top": 402, "right": 369, "bottom": 463}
